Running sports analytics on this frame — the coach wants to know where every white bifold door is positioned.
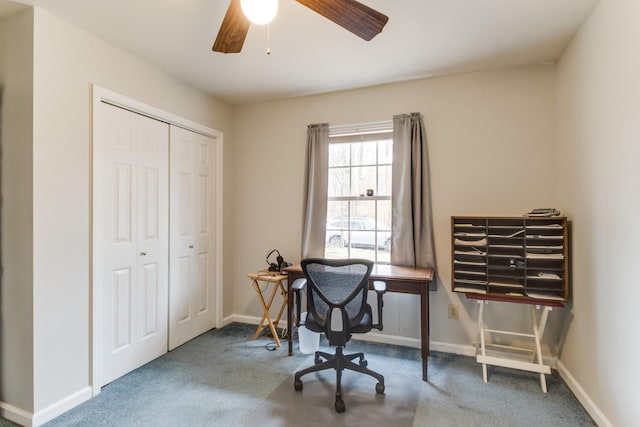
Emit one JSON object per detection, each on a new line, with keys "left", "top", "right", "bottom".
{"left": 94, "top": 102, "right": 169, "bottom": 387}
{"left": 168, "top": 126, "right": 216, "bottom": 350}
{"left": 94, "top": 101, "right": 218, "bottom": 388}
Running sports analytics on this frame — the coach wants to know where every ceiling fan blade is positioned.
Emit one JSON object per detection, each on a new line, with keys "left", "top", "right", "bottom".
{"left": 212, "top": 0, "right": 250, "bottom": 53}
{"left": 295, "top": 0, "right": 388, "bottom": 41}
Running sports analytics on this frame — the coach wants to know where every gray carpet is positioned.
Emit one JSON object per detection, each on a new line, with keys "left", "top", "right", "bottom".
{"left": 247, "top": 351, "right": 421, "bottom": 427}
{"left": 1, "top": 323, "right": 594, "bottom": 426}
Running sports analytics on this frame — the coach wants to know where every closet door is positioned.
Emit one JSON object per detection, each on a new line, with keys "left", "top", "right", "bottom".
{"left": 94, "top": 102, "right": 169, "bottom": 386}
{"left": 169, "top": 126, "right": 216, "bottom": 349}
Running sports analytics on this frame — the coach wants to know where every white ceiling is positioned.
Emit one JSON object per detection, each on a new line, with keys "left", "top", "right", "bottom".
{"left": 6, "top": 0, "right": 599, "bottom": 106}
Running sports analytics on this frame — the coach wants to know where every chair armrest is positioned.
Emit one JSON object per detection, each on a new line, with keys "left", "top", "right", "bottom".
{"left": 372, "top": 280, "right": 386, "bottom": 330}
{"left": 373, "top": 280, "right": 387, "bottom": 293}
{"left": 291, "top": 278, "right": 306, "bottom": 326}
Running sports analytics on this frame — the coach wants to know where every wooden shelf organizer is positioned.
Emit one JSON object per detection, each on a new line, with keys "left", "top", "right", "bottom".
{"left": 451, "top": 216, "right": 569, "bottom": 392}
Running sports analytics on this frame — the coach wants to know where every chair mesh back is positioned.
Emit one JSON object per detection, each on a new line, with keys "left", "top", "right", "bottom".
{"left": 304, "top": 261, "right": 370, "bottom": 328}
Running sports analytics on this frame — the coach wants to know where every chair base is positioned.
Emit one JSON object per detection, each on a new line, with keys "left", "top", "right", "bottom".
{"left": 293, "top": 346, "right": 385, "bottom": 413}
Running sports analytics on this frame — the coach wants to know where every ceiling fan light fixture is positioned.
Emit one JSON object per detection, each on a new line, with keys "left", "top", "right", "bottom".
{"left": 241, "top": 0, "right": 278, "bottom": 25}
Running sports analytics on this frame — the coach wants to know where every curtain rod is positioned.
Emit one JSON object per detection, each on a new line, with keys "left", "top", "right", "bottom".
{"left": 329, "top": 120, "right": 392, "bottom": 137}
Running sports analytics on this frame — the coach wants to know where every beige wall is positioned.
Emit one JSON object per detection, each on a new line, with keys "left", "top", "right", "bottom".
{"left": 556, "top": 0, "right": 640, "bottom": 425}
{"left": 231, "top": 65, "right": 558, "bottom": 348}
{"left": 0, "top": 8, "right": 34, "bottom": 411}
{"left": 26, "top": 7, "right": 232, "bottom": 415}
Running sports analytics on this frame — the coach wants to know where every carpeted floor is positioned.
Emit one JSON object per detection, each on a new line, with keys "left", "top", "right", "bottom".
{"left": 246, "top": 349, "right": 422, "bottom": 427}
{"left": 1, "top": 323, "right": 595, "bottom": 426}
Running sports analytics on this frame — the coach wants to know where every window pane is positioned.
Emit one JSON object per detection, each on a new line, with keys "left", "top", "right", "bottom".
{"left": 326, "top": 201, "right": 348, "bottom": 257}
{"left": 329, "top": 143, "right": 350, "bottom": 167}
{"left": 328, "top": 167, "right": 350, "bottom": 197}
{"left": 327, "top": 200, "right": 349, "bottom": 224}
{"left": 348, "top": 200, "right": 392, "bottom": 262}
{"left": 351, "top": 142, "right": 377, "bottom": 166}
{"left": 378, "top": 165, "right": 392, "bottom": 196}
{"left": 376, "top": 199, "right": 392, "bottom": 229}
{"left": 351, "top": 199, "right": 374, "bottom": 219}
{"left": 378, "top": 139, "right": 393, "bottom": 164}
{"left": 351, "top": 165, "right": 377, "bottom": 196}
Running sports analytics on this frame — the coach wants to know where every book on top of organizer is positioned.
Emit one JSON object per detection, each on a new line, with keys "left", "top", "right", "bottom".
{"left": 524, "top": 208, "right": 561, "bottom": 217}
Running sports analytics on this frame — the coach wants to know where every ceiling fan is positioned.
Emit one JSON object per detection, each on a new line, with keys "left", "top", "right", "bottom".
{"left": 212, "top": 0, "right": 389, "bottom": 54}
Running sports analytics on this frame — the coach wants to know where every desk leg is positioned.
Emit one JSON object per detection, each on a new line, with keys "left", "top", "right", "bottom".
{"left": 272, "top": 283, "right": 288, "bottom": 330}
{"left": 287, "top": 279, "right": 293, "bottom": 356}
{"left": 420, "top": 286, "right": 430, "bottom": 381}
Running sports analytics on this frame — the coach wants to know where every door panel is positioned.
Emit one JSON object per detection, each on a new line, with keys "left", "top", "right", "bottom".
{"left": 135, "top": 113, "right": 169, "bottom": 366}
{"left": 113, "top": 267, "right": 133, "bottom": 352}
{"left": 196, "top": 252, "right": 208, "bottom": 313}
{"left": 179, "top": 171, "right": 192, "bottom": 235}
{"left": 197, "top": 175, "right": 208, "bottom": 233}
{"left": 169, "top": 127, "right": 216, "bottom": 349}
{"left": 96, "top": 104, "right": 139, "bottom": 385}
{"left": 177, "top": 255, "right": 192, "bottom": 323}
{"left": 95, "top": 102, "right": 168, "bottom": 386}
{"left": 193, "top": 138, "right": 214, "bottom": 333}
{"left": 141, "top": 261, "right": 159, "bottom": 338}
{"left": 115, "top": 164, "right": 134, "bottom": 242}
{"left": 141, "top": 167, "right": 159, "bottom": 240}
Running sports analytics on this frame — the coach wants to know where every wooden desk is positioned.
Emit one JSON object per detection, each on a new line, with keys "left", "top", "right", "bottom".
{"left": 284, "top": 263, "right": 435, "bottom": 381}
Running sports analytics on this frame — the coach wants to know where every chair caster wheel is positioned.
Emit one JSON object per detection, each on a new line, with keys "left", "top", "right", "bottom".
{"left": 294, "top": 379, "right": 303, "bottom": 391}
{"left": 335, "top": 399, "right": 345, "bottom": 413}
{"left": 314, "top": 355, "right": 322, "bottom": 365}
{"left": 375, "top": 382, "right": 385, "bottom": 394}
{"left": 359, "top": 359, "right": 368, "bottom": 368}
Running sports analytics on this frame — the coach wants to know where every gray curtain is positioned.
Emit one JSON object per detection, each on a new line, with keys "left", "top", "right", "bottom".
{"left": 391, "top": 113, "right": 438, "bottom": 287}
{"left": 301, "top": 123, "right": 329, "bottom": 258}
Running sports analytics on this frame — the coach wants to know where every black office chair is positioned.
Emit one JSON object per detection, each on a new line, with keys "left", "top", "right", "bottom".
{"left": 293, "top": 258, "right": 387, "bottom": 413}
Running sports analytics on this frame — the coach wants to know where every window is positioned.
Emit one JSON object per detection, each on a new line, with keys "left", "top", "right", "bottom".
{"left": 324, "top": 122, "right": 393, "bottom": 264}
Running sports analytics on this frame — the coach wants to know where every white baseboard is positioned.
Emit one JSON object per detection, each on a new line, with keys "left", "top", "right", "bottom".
{"left": 227, "top": 313, "right": 287, "bottom": 330}
{"left": 352, "top": 331, "right": 421, "bottom": 348}
{"left": 430, "top": 340, "right": 477, "bottom": 357}
{"left": 1, "top": 387, "right": 93, "bottom": 427}
{"left": 228, "top": 314, "right": 478, "bottom": 357}
{"left": 33, "top": 387, "right": 92, "bottom": 427}
{"left": 221, "top": 314, "right": 236, "bottom": 327}
{"left": 352, "top": 333, "right": 477, "bottom": 358}
{"left": 0, "top": 401, "right": 34, "bottom": 427}
{"left": 556, "top": 360, "right": 612, "bottom": 427}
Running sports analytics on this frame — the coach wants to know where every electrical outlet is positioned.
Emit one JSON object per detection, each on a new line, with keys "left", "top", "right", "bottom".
{"left": 448, "top": 304, "right": 459, "bottom": 319}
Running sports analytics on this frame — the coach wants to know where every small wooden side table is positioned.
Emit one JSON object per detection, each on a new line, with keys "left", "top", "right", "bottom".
{"left": 247, "top": 271, "right": 288, "bottom": 347}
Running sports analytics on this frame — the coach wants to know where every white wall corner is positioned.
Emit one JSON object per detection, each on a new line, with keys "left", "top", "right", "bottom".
{"left": 556, "top": 360, "right": 612, "bottom": 427}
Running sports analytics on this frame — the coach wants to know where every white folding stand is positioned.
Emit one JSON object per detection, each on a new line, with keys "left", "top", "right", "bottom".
{"left": 475, "top": 299, "right": 554, "bottom": 392}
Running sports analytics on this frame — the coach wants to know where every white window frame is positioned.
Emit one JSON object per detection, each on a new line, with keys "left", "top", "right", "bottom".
{"left": 325, "top": 121, "right": 393, "bottom": 264}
